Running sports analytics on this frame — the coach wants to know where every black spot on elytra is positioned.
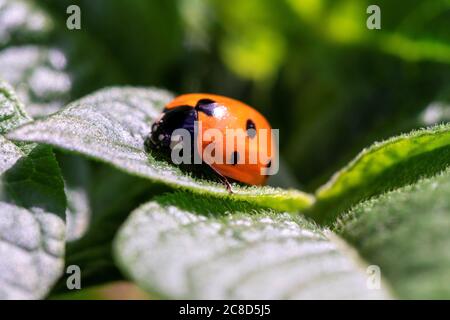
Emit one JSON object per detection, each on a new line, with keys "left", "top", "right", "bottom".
{"left": 230, "top": 151, "right": 240, "bottom": 165}
{"left": 195, "top": 99, "right": 217, "bottom": 116}
{"left": 246, "top": 119, "right": 256, "bottom": 138}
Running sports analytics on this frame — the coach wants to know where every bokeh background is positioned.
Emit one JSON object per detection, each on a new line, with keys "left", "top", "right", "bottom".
{"left": 1, "top": 0, "right": 449, "bottom": 299}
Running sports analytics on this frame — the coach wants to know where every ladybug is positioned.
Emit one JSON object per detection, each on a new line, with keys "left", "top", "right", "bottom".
{"left": 147, "top": 94, "right": 274, "bottom": 192}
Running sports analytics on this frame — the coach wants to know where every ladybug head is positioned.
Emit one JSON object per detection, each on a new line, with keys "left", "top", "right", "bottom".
{"left": 148, "top": 120, "right": 171, "bottom": 150}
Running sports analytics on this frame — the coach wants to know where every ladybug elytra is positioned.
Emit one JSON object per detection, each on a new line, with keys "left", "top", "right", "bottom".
{"left": 147, "top": 94, "right": 275, "bottom": 192}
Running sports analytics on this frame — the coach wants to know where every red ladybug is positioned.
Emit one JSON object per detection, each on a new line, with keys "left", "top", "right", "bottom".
{"left": 147, "top": 94, "right": 274, "bottom": 192}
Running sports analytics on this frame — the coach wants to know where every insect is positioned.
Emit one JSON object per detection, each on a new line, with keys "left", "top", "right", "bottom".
{"left": 147, "top": 94, "right": 274, "bottom": 192}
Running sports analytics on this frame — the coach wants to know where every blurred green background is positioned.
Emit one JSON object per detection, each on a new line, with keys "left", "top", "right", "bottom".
{"left": 1, "top": 0, "right": 450, "bottom": 299}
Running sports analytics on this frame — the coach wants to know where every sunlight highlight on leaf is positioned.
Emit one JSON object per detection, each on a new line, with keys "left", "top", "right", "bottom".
{"left": 114, "top": 193, "right": 390, "bottom": 299}
{"left": 0, "top": 81, "right": 66, "bottom": 299}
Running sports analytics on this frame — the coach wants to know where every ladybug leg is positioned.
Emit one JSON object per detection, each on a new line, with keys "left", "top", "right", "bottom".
{"left": 205, "top": 163, "right": 233, "bottom": 194}
{"left": 223, "top": 178, "right": 233, "bottom": 194}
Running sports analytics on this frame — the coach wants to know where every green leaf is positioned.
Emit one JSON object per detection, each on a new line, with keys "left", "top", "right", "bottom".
{"left": 0, "top": 42, "right": 123, "bottom": 119}
{"left": 334, "top": 168, "right": 450, "bottom": 299}
{"left": 8, "top": 87, "right": 314, "bottom": 212}
{"left": 114, "top": 192, "right": 391, "bottom": 299}
{"left": 0, "top": 0, "right": 125, "bottom": 118}
{"left": 0, "top": 0, "right": 123, "bottom": 243}
{"left": 0, "top": 81, "right": 66, "bottom": 299}
{"left": 0, "top": 81, "right": 31, "bottom": 134}
{"left": 0, "top": 135, "right": 23, "bottom": 173}
{"left": 52, "top": 168, "right": 168, "bottom": 292}
{"left": 312, "top": 124, "right": 450, "bottom": 224}
{"left": 2, "top": 144, "right": 66, "bottom": 215}
{"left": 1, "top": 0, "right": 162, "bottom": 279}
{"left": 0, "top": 46, "right": 94, "bottom": 240}
{"left": 0, "top": 145, "right": 66, "bottom": 300}
{"left": 370, "top": 0, "right": 450, "bottom": 65}
{"left": 0, "top": 46, "right": 72, "bottom": 117}
{"left": 0, "top": 0, "right": 66, "bottom": 118}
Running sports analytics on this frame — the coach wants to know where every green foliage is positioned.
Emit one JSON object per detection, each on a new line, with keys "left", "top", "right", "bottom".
{"left": 57, "top": 169, "right": 166, "bottom": 291}
{"left": 58, "top": 152, "right": 91, "bottom": 241}
{"left": 114, "top": 192, "right": 389, "bottom": 299}
{"left": 312, "top": 124, "right": 450, "bottom": 224}
{"left": 335, "top": 168, "right": 450, "bottom": 299}
{"left": 0, "top": 0, "right": 124, "bottom": 117}
{"left": 0, "top": 0, "right": 450, "bottom": 300}
{"left": 0, "top": 0, "right": 53, "bottom": 47}
{"left": 0, "top": 81, "right": 66, "bottom": 299}
{"left": 0, "top": 82, "right": 30, "bottom": 134}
